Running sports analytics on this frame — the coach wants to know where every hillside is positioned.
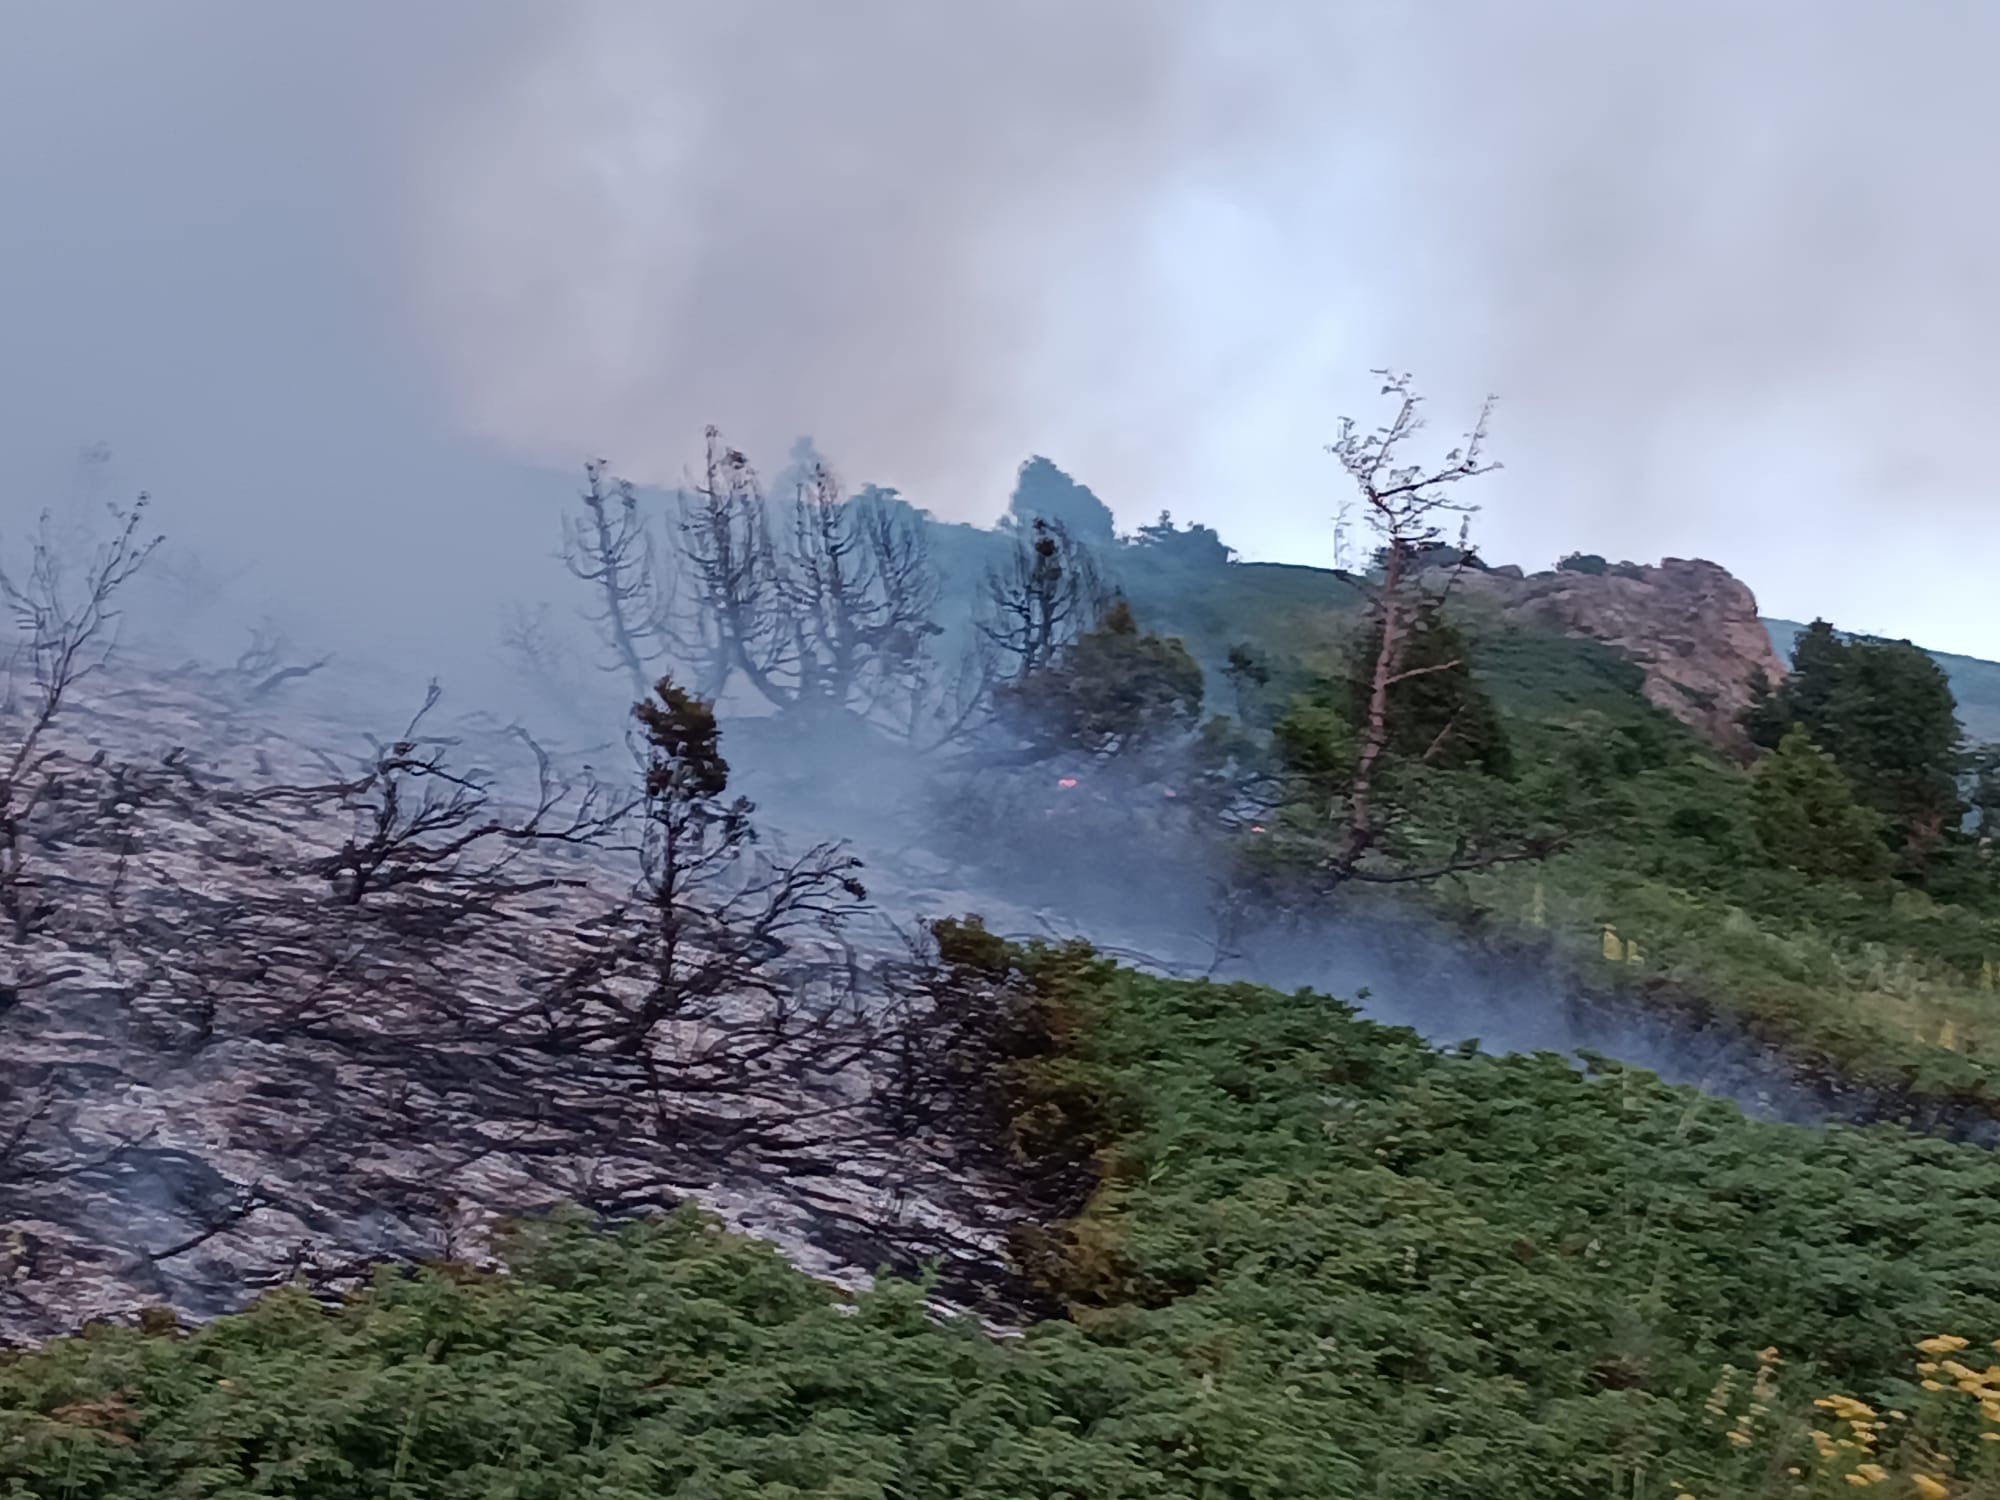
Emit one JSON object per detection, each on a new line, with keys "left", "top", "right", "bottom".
{"left": 9, "top": 948, "right": 2000, "bottom": 1497}
{"left": 1108, "top": 542, "right": 2000, "bottom": 1129}
{"left": 10, "top": 469, "right": 2000, "bottom": 1497}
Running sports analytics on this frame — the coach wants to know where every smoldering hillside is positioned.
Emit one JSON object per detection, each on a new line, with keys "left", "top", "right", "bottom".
{"left": 105, "top": 433, "right": 1964, "bottom": 1109}
{"left": 4, "top": 422, "right": 1993, "bottom": 1348}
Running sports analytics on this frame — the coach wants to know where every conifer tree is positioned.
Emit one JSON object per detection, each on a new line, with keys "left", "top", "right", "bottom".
{"left": 1751, "top": 725, "right": 1892, "bottom": 881}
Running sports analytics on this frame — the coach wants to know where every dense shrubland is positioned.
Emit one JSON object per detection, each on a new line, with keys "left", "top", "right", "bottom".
{"left": 9, "top": 943, "right": 2000, "bottom": 1496}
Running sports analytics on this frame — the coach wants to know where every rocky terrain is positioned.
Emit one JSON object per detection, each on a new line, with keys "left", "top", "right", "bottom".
{"left": 1445, "top": 557, "right": 1787, "bottom": 752}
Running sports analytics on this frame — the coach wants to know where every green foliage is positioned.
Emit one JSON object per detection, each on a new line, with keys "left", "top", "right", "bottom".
{"left": 1271, "top": 693, "right": 1357, "bottom": 792}
{"left": 1752, "top": 728, "right": 1893, "bottom": 882}
{"left": 1112, "top": 561, "right": 1368, "bottom": 690}
{"left": 1769, "top": 618, "right": 2000, "bottom": 746}
{"left": 1365, "top": 612, "right": 2000, "bottom": 1113}
{"left": 996, "top": 598, "right": 1204, "bottom": 763}
{"left": 1748, "top": 620, "right": 1966, "bottom": 866}
{"left": 1347, "top": 600, "right": 1514, "bottom": 778}
{"left": 633, "top": 676, "right": 731, "bottom": 800}
{"left": 1557, "top": 552, "right": 1610, "bottom": 575}
{"left": 1471, "top": 626, "right": 1675, "bottom": 737}
{"left": 969, "top": 525, "right": 2000, "bottom": 1123}
{"left": 928, "top": 913, "right": 1015, "bottom": 977}
{"left": 19, "top": 955, "right": 2000, "bottom": 1497}
{"left": 1007, "top": 953, "right": 2000, "bottom": 1489}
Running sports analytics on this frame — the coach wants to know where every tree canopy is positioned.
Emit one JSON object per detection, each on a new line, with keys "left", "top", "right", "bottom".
{"left": 1746, "top": 618, "right": 1965, "bottom": 868}
{"left": 1751, "top": 726, "right": 1892, "bottom": 882}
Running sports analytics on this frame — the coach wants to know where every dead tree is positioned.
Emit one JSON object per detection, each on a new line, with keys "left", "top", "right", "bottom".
{"left": 562, "top": 460, "right": 675, "bottom": 704}
{"left": 561, "top": 428, "right": 966, "bottom": 746}
{"left": 0, "top": 497, "right": 161, "bottom": 954}
{"left": 1322, "top": 373, "right": 1500, "bottom": 875}
{"left": 977, "top": 517, "right": 1107, "bottom": 684}
{"left": 0, "top": 621, "right": 1040, "bottom": 1342}
{"left": 235, "top": 682, "right": 624, "bottom": 944}
{"left": 232, "top": 619, "right": 333, "bottom": 702}
{"left": 780, "top": 461, "right": 946, "bottom": 725}
{"left": 673, "top": 429, "right": 790, "bottom": 703}
{"left": 538, "top": 677, "right": 870, "bottom": 1055}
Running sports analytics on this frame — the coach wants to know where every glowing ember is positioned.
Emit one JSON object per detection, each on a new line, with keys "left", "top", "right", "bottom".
{"left": 1057, "top": 777, "right": 1079, "bottom": 790}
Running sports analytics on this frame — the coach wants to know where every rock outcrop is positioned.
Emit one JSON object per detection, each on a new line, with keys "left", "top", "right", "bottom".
{"left": 1443, "top": 557, "right": 1786, "bottom": 752}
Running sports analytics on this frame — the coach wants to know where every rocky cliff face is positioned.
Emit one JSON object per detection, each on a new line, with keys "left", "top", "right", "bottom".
{"left": 1445, "top": 557, "right": 1786, "bottom": 752}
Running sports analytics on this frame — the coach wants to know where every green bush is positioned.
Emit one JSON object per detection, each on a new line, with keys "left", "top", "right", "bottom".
{"left": 1752, "top": 727, "right": 1893, "bottom": 881}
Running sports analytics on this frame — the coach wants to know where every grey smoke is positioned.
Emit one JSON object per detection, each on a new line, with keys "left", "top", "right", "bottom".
{"left": 5, "top": 0, "right": 1992, "bottom": 1124}
{"left": 6, "top": 2, "right": 1999, "bottom": 662}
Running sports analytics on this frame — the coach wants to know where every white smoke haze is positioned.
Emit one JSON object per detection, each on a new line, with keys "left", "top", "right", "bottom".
{"left": 6, "top": 1, "right": 1999, "bottom": 657}
{"left": 14, "top": 8, "right": 2000, "bottom": 1341}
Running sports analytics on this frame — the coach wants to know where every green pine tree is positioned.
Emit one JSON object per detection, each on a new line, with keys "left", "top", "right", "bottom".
{"left": 1750, "top": 726, "right": 1892, "bottom": 881}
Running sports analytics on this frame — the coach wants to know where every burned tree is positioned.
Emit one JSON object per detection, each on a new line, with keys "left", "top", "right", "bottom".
{"left": 0, "top": 497, "right": 161, "bottom": 958}
{"left": 673, "top": 429, "right": 789, "bottom": 703}
{"left": 677, "top": 430, "right": 955, "bottom": 731}
{"left": 977, "top": 516, "right": 1107, "bottom": 684}
{"left": 550, "top": 676, "right": 869, "bottom": 1059}
{"left": 227, "top": 618, "right": 332, "bottom": 702}
{"left": 560, "top": 428, "right": 967, "bottom": 746}
{"left": 562, "top": 459, "right": 676, "bottom": 703}
{"left": 1313, "top": 371, "right": 1559, "bottom": 885}
{"left": 780, "top": 461, "right": 946, "bottom": 726}
{"left": 498, "top": 600, "right": 600, "bottom": 727}
{"left": 244, "top": 683, "right": 622, "bottom": 941}
{"left": 1, "top": 558, "right": 1023, "bottom": 1342}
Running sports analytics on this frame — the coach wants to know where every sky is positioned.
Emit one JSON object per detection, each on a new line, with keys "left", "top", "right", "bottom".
{"left": 3, "top": 1, "right": 1998, "bottom": 661}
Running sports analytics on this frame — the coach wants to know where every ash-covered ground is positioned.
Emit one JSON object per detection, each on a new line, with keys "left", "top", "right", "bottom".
{"left": 0, "top": 653, "right": 1022, "bottom": 1346}
{"left": 3, "top": 639, "right": 1988, "bottom": 1350}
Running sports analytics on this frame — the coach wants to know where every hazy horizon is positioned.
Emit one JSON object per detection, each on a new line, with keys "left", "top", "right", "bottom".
{"left": 5, "top": 2, "right": 1997, "bottom": 661}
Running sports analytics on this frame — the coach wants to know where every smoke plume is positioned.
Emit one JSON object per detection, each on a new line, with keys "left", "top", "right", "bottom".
{"left": 5, "top": 1, "right": 2000, "bottom": 661}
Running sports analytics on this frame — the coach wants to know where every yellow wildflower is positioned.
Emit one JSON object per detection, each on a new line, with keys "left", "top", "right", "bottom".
{"left": 1726, "top": 1430, "right": 1752, "bottom": 1448}
{"left": 1918, "top": 1336, "right": 1970, "bottom": 1356}
{"left": 1912, "top": 1476, "right": 1949, "bottom": 1500}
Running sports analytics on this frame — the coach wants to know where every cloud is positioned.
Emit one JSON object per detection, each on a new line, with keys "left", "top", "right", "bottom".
{"left": 6, "top": 1, "right": 2000, "bottom": 657}
{"left": 403, "top": 0, "right": 1300, "bottom": 515}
